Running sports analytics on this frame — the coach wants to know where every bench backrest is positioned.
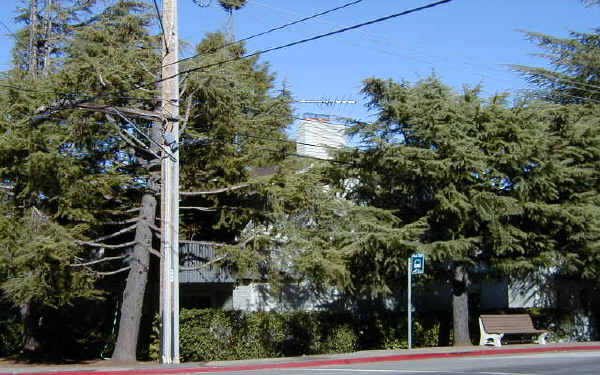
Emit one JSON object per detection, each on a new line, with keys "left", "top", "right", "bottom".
{"left": 480, "top": 314, "right": 537, "bottom": 333}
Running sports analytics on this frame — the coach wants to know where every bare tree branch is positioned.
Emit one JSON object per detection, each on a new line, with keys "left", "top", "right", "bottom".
{"left": 106, "top": 113, "right": 149, "bottom": 150}
{"left": 180, "top": 183, "right": 249, "bottom": 196}
{"left": 76, "top": 239, "right": 138, "bottom": 249}
{"left": 138, "top": 61, "right": 158, "bottom": 79}
{"left": 105, "top": 113, "right": 163, "bottom": 161}
{"left": 180, "top": 254, "right": 229, "bottom": 271}
{"left": 180, "top": 206, "right": 217, "bottom": 212}
{"left": 76, "top": 102, "right": 172, "bottom": 122}
{"left": 70, "top": 254, "right": 127, "bottom": 267}
{"left": 180, "top": 91, "right": 194, "bottom": 133}
{"left": 94, "top": 266, "right": 131, "bottom": 276}
{"left": 89, "top": 207, "right": 141, "bottom": 214}
{"left": 103, "top": 218, "right": 139, "bottom": 225}
{"left": 90, "top": 224, "right": 137, "bottom": 243}
{"left": 239, "top": 236, "right": 255, "bottom": 249}
{"left": 180, "top": 72, "right": 191, "bottom": 96}
{"left": 147, "top": 247, "right": 162, "bottom": 259}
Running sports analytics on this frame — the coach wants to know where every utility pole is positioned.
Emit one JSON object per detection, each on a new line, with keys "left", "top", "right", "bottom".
{"left": 160, "top": 0, "right": 180, "bottom": 364}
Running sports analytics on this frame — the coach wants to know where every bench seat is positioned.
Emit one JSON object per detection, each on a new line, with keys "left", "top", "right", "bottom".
{"left": 479, "top": 314, "right": 548, "bottom": 347}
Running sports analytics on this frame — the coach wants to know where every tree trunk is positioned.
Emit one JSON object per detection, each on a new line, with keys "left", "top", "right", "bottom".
{"left": 452, "top": 264, "right": 471, "bottom": 346}
{"left": 111, "top": 191, "right": 156, "bottom": 362}
{"left": 42, "top": 0, "right": 52, "bottom": 75}
{"left": 28, "top": 0, "right": 39, "bottom": 76}
{"left": 20, "top": 302, "right": 41, "bottom": 354}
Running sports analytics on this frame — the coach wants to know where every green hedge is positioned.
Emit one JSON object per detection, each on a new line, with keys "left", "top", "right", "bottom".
{"left": 150, "top": 309, "right": 442, "bottom": 362}
{"left": 0, "top": 318, "right": 22, "bottom": 357}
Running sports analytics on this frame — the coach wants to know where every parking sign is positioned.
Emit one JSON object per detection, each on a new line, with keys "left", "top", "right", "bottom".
{"left": 411, "top": 253, "right": 425, "bottom": 274}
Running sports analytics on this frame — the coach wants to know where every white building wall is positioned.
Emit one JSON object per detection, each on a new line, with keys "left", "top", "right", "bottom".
{"left": 232, "top": 282, "right": 339, "bottom": 312}
{"left": 297, "top": 119, "right": 346, "bottom": 159}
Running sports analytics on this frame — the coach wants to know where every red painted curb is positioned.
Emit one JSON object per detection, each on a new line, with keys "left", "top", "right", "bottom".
{"left": 3, "top": 345, "right": 600, "bottom": 375}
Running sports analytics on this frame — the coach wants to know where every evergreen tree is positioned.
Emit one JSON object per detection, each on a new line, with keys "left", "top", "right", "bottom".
{"left": 13, "top": 0, "right": 101, "bottom": 76}
{"left": 325, "top": 76, "right": 600, "bottom": 345}
{"left": 511, "top": 28, "right": 600, "bottom": 104}
{"left": 1, "top": 0, "right": 161, "bottom": 358}
{"left": 177, "top": 32, "right": 291, "bottom": 243}
{"left": 217, "top": 0, "right": 248, "bottom": 13}
{"left": 2, "top": 2, "right": 294, "bottom": 359}
{"left": 255, "top": 160, "right": 403, "bottom": 303}
{"left": 511, "top": 22, "right": 600, "bottom": 283}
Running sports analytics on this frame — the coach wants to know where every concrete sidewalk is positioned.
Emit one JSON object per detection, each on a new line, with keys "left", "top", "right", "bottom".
{"left": 2, "top": 342, "right": 600, "bottom": 375}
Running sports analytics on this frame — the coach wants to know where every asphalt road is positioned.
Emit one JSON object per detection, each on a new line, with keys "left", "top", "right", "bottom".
{"left": 208, "top": 351, "right": 600, "bottom": 375}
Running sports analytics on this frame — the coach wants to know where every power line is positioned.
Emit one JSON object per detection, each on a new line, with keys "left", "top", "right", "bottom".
{"left": 0, "top": 20, "right": 12, "bottom": 34}
{"left": 250, "top": 0, "right": 600, "bottom": 99}
{"left": 169, "top": 0, "right": 365, "bottom": 67}
{"left": 7, "top": 0, "right": 600, "bottom": 111}
{"left": 152, "top": 0, "right": 170, "bottom": 54}
{"left": 141, "top": 0, "right": 454, "bottom": 89}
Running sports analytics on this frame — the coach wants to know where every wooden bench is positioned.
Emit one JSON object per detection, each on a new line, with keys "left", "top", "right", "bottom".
{"left": 479, "top": 314, "right": 548, "bottom": 347}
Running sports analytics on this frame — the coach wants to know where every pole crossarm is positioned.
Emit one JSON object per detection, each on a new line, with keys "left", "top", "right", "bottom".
{"left": 179, "top": 183, "right": 249, "bottom": 196}
{"left": 30, "top": 99, "right": 177, "bottom": 125}
{"left": 76, "top": 102, "right": 176, "bottom": 122}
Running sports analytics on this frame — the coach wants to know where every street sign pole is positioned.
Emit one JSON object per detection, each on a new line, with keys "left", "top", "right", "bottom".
{"left": 408, "top": 253, "right": 425, "bottom": 350}
{"left": 407, "top": 257, "right": 412, "bottom": 349}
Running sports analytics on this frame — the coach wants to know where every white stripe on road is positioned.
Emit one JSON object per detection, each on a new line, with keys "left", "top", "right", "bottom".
{"left": 461, "top": 351, "right": 600, "bottom": 360}
{"left": 302, "top": 369, "right": 467, "bottom": 373}
{"left": 296, "top": 368, "right": 539, "bottom": 375}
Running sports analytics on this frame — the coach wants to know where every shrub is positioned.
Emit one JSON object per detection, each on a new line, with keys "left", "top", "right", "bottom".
{"left": 149, "top": 308, "right": 444, "bottom": 362}
{"left": 321, "top": 324, "right": 358, "bottom": 353}
{"left": 0, "top": 318, "right": 22, "bottom": 357}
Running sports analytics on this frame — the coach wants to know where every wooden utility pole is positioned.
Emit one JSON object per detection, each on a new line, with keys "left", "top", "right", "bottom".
{"left": 160, "top": 0, "right": 180, "bottom": 364}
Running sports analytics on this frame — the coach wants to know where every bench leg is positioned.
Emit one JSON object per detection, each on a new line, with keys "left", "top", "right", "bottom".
{"left": 479, "top": 333, "right": 503, "bottom": 347}
{"left": 536, "top": 332, "right": 548, "bottom": 345}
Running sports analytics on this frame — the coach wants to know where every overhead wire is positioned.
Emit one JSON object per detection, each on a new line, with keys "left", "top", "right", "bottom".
{"left": 139, "top": 0, "right": 454, "bottom": 89}
{"left": 152, "top": 0, "right": 170, "bottom": 54}
{"left": 168, "top": 0, "right": 365, "bottom": 68}
{"left": 10, "top": 0, "right": 600, "bottom": 111}
{"left": 1, "top": 0, "right": 454, "bottom": 124}
{"left": 0, "top": 20, "right": 12, "bottom": 34}
{"left": 6, "top": 0, "right": 600, "bottom": 107}
{"left": 250, "top": 0, "right": 600, "bottom": 98}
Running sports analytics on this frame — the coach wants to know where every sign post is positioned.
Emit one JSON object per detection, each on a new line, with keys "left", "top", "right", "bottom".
{"left": 408, "top": 253, "right": 425, "bottom": 349}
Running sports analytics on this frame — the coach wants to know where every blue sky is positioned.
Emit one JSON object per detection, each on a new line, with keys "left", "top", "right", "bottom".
{"left": 1, "top": 0, "right": 599, "bottom": 130}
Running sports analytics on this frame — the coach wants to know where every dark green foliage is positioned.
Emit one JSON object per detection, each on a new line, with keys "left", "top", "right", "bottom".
{"left": 178, "top": 32, "right": 292, "bottom": 244}
{"left": 512, "top": 28, "right": 600, "bottom": 103}
{"left": 247, "top": 159, "right": 405, "bottom": 299}
{"left": 149, "top": 308, "right": 444, "bottom": 362}
{"left": 218, "top": 0, "right": 248, "bottom": 13}
{"left": 0, "top": 306, "right": 22, "bottom": 357}
{"left": 1, "top": 0, "right": 160, "bottom": 358}
{"left": 0, "top": 210, "right": 100, "bottom": 308}
{"left": 12, "top": 0, "right": 103, "bottom": 76}
{"left": 323, "top": 75, "right": 600, "bottom": 344}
